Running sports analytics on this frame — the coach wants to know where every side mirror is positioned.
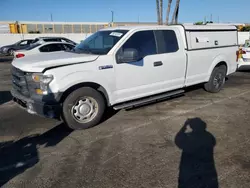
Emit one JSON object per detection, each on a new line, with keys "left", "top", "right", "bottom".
{"left": 117, "top": 48, "right": 141, "bottom": 63}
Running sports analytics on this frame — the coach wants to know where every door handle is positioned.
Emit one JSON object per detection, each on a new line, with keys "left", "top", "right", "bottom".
{"left": 154, "top": 61, "right": 163, "bottom": 67}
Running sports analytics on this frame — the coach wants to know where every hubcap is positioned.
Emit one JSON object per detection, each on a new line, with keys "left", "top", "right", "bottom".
{"left": 213, "top": 73, "right": 224, "bottom": 89}
{"left": 71, "top": 97, "right": 98, "bottom": 123}
{"left": 10, "top": 50, "right": 14, "bottom": 56}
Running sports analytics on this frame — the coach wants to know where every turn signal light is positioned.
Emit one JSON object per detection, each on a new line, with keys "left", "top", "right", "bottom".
{"left": 35, "top": 89, "right": 43, "bottom": 95}
{"left": 16, "top": 53, "right": 25, "bottom": 58}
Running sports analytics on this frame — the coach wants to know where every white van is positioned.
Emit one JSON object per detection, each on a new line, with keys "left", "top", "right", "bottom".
{"left": 11, "top": 25, "right": 238, "bottom": 129}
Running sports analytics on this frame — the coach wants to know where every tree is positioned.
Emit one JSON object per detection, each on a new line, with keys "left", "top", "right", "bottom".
{"left": 171, "top": 0, "right": 180, "bottom": 24}
{"left": 156, "top": 0, "right": 160, "bottom": 25}
{"left": 159, "top": 0, "right": 163, "bottom": 25}
{"left": 156, "top": 0, "right": 163, "bottom": 25}
{"left": 240, "top": 26, "right": 250, "bottom": 32}
{"left": 166, "top": 0, "right": 172, "bottom": 25}
{"left": 194, "top": 21, "right": 204, "bottom": 25}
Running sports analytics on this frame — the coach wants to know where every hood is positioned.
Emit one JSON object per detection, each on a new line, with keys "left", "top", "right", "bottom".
{"left": 12, "top": 51, "right": 99, "bottom": 72}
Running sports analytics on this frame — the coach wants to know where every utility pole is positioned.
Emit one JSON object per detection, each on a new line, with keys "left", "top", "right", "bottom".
{"left": 210, "top": 14, "right": 213, "bottom": 22}
{"left": 50, "top": 13, "right": 53, "bottom": 22}
{"left": 204, "top": 16, "right": 207, "bottom": 24}
{"left": 111, "top": 11, "right": 114, "bottom": 24}
{"left": 218, "top": 16, "right": 220, "bottom": 23}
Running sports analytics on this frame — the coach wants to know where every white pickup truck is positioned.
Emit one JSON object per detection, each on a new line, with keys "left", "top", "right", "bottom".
{"left": 11, "top": 25, "right": 238, "bottom": 129}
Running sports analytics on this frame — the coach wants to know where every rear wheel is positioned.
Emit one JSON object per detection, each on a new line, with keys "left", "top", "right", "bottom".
{"left": 62, "top": 87, "right": 106, "bottom": 130}
{"left": 204, "top": 65, "right": 227, "bottom": 93}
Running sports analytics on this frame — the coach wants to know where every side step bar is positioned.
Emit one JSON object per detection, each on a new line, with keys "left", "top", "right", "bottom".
{"left": 113, "top": 89, "right": 184, "bottom": 110}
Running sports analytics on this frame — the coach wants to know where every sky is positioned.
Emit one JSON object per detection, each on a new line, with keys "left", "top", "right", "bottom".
{"left": 0, "top": 0, "right": 249, "bottom": 23}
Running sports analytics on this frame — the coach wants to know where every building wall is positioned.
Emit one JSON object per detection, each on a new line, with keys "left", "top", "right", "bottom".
{"left": 24, "top": 23, "right": 107, "bottom": 33}
{"left": 2, "top": 21, "right": 158, "bottom": 34}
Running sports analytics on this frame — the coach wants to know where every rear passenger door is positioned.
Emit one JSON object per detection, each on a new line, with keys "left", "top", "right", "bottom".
{"left": 154, "top": 29, "right": 187, "bottom": 89}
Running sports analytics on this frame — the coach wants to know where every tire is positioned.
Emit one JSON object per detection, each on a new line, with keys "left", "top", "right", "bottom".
{"left": 62, "top": 87, "right": 106, "bottom": 130}
{"left": 7, "top": 49, "right": 14, "bottom": 56}
{"left": 204, "top": 65, "right": 227, "bottom": 93}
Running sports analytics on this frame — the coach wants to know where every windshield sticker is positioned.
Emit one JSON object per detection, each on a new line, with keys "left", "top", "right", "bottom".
{"left": 110, "top": 32, "right": 123, "bottom": 37}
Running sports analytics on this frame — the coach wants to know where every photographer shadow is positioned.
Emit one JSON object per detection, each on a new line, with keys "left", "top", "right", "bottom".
{"left": 0, "top": 124, "right": 72, "bottom": 187}
{"left": 175, "top": 118, "right": 218, "bottom": 188}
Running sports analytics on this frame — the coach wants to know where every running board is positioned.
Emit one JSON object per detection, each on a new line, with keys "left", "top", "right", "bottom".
{"left": 113, "top": 89, "right": 184, "bottom": 110}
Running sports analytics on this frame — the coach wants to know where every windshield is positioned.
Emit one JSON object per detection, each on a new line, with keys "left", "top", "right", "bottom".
{"left": 14, "top": 40, "right": 22, "bottom": 45}
{"left": 31, "top": 38, "right": 39, "bottom": 44}
{"left": 74, "top": 30, "right": 128, "bottom": 55}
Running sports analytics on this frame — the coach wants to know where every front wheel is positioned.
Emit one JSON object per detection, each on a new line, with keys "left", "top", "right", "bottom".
{"left": 204, "top": 65, "right": 227, "bottom": 93}
{"left": 62, "top": 87, "right": 106, "bottom": 130}
{"left": 8, "top": 49, "right": 14, "bottom": 56}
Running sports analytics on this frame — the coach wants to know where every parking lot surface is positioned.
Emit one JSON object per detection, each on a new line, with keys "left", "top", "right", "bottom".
{"left": 0, "top": 56, "right": 250, "bottom": 188}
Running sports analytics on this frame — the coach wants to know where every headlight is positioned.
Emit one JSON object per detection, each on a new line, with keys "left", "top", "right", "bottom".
{"left": 32, "top": 73, "right": 54, "bottom": 95}
{"left": 2, "top": 48, "right": 7, "bottom": 52}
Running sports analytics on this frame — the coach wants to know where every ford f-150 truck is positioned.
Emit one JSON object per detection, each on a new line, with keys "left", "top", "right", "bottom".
{"left": 11, "top": 25, "right": 238, "bottom": 129}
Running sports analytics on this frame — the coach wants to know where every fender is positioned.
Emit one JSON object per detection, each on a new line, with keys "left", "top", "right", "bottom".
{"left": 205, "top": 54, "right": 229, "bottom": 81}
{"left": 49, "top": 70, "right": 115, "bottom": 105}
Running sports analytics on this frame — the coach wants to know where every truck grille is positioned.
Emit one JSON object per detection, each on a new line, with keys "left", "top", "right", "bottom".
{"left": 11, "top": 66, "right": 30, "bottom": 97}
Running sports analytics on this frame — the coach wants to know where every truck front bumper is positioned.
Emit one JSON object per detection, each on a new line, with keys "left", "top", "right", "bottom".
{"left": 11, "top": 89, "right": 61, "bottom": 119}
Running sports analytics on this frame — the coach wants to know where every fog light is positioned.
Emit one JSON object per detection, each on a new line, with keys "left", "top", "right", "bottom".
{"left": 36, "top": 89, "right": 43, "bottom": 95}
{"left": 27, "top": 103, "right": 36, "bottom": 114}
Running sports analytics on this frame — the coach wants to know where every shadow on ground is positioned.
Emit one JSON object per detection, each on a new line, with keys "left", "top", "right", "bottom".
{"left": 0, "top": 91, "right": 12, "bottom": 105}
{"left": 175, "top": 118, "right": 218, "bottom": 188}
{"left": 0, "top": 124, "right": 72, "bottom": 187}
{"left": 100, "top": 107, "right": 119, "bottom": 123}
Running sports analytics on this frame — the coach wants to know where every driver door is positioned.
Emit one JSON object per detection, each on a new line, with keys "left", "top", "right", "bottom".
{"left": 113, "top": 30, "right": 162, "bottom": 103}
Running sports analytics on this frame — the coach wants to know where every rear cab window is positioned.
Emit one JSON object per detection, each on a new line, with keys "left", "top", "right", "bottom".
{"left": 155, "top": 30, "right": 179, "bottom": 53}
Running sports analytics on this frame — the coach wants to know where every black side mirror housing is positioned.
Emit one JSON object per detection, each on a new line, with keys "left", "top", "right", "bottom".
{"left": 117, "top": 48, "right": 141, "bottom": 63}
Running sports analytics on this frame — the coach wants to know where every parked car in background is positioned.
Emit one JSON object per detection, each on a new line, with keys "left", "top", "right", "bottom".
{"left": 0, "top": 39, "right": 34, "bottom": 56}
{"left": 31, "top": 37, "right": 77, "bottom": 45}
{"left": 13, "top": 42, "right": 75, "bottom": 58}
{"left": 237, "top": 39, "right": 250, "bottom": 70}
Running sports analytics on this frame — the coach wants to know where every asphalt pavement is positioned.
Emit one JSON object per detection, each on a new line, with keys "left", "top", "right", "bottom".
{"left": 0, "top": 57, "right": 250, "bottom": 188}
